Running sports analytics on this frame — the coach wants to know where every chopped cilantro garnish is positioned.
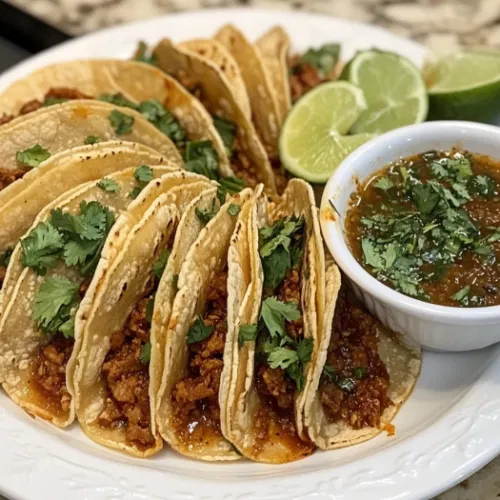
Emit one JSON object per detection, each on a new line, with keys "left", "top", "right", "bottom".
{"left": 134, "top": 41, "right": 158, "bottom": 66}
{"left": 33, "top": 276, "right": 80, "bottom": 337}
{"left": 186, "top": 314, "right": 214, "bottom": 344}
{"left": 353, "top": 367, "right": 366, "bottom": 379}
{"left": 84, "top": 135, "right": 100, "bottom": 145}
{"left": 43, "top": 96, "right": 69, "bottom": 106}
{"left": 337, "top": 377, "right": 356, "bottom": 393}
{"left": 139, "top": 342, "right": 152, "bottom": 363}
{"left": 297, "top": 43, "right": 340, "bottom": 77}
{"left": 228, "top": 203, "right": 240, "bottom": 216}
{"left": 374, "top": 177, "right": 393, "bottom": 191}
{"left": 0, "top": 248, "right": 12, "bottom": 268}
{"left": 97, "top": 178, "right": 120, "bottom": 192}
{"left": 260, "top": 297, "right": 301, "bottom": 338}
{"left": 129, "top": 186, "right": 143, "bottom": 199}
{"left": 322, "top": 364, "right": 337, "bottom": 381}
{"left": 16, "top": 144, "right": 50, "bottom": 168}
{"left": 213, "top": 115, "right": 236, "bottom": 155}
{"left": 183, "top": 140, "right": 219, "bottom": 180}
{"left": 238, "top": 323, "right": 258, "bottom": 346}
{"left": 152, "top": 249, "right": 170, "bottom": 278}
{"left": 146, "top": 298, "right": 154, "bottom": 323}
{"left": 451, "top": 285, "right": 470, "bottom": 303}
{"left": 139, "top": 100, "right": 186, "bottom": 146}
{"left": 134, "top": 165, "right": 154, "bottom": 183}
{"left": 219, "top": 176, "right": 246, "bottom": 195}
{"left": 108, "top": 110, "right": 134, "bottom": 135}
{"left": 99, "top": 93, "right": 137, "bottom": 109}
{"left": 21, "top": 222, "right": 65, "bottom": 275}
{"left": 195, "top": 199, "right": 219, "bottom": 225}
{"left": 259, "top": 216, "right": 305, "bottom": 289}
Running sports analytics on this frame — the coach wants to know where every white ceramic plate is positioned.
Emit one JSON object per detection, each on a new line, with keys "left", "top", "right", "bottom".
{"left": 0, "top": 8, "right": 499, "bottom": 500}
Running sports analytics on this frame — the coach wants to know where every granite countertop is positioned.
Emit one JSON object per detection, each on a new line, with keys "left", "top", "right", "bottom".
{"left": 3, "top": 0, "right": 500, "bottom": 499}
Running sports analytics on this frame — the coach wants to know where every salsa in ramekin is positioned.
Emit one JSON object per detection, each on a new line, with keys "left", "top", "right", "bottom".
{"left": 345, "top": 148, "right": 500, "bottom": 307}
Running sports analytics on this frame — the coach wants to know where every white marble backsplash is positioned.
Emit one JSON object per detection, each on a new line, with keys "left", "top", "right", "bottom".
{"left": 4, "top": 0, "right": 500, "bottom": 499}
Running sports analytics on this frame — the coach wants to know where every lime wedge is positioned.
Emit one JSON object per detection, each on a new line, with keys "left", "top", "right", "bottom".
{"left": 342, "top": 50, "right": 428, "bottom": 134}
{"left": 426, "top": 51, "right": 500, "bottom": 123}
{"left": 279, "top": 81, "right": 375, "bottom": 183}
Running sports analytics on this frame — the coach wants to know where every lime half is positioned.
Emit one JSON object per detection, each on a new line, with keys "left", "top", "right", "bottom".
{"left": 279, "top": 81, "right": 374, "bottom": 183}
{"left": 342, "top": 50, "right": 428, "bottom": 134}
{"left": 426, "top": 51, "right": 500, "bottom": 123}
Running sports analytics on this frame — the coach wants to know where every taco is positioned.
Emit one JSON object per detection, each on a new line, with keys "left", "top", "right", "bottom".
{"left": 73, "top": 174, "right": 216, "bottom": 457}
{"left": 0, "top": 163, "right": 185, "bottom": 428}
{"left": 0, "top": 141, "right": 167, "bottom": 290}
{"left": 214, "top": 24, "right": 281, "bottom": 159}
{"left": 0, "top": 59, "right": 236, "bottom": 182}
{"left": 0, "top": 99, "right": 182, "bottom": 175}
{"left": 221, "top": 179, "right": 326, "bottom": 463}
{"left": 154, "top": 38, "right": 281, "bottom": 196}
{"left": 255, "top": 26, "right": 291, "bottom": 124}
{"left": 155, "top": 188, "right": 253, "bottom": 461}
{"left": 302, "top": 266, "right": 421, "bottom": 449}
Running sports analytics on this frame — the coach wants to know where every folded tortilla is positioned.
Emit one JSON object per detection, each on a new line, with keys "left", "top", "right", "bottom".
{"left": 154, "top": 38, "right": 279, "bottom": 196}
{"left": 303, "top": 263, "right": 422, "bottom": 449}
{"left": 255, "top": 26, "right": 292, "bottom": 124}
{"left": 0, "top": 164, "right": 180, "bottom": 428}
{"left": 156, "top": 188, "right": 253, "bottom": 461}
{"left": 0, "top": 59, "right": 232, "bottom": 178}
{"left": 73, "top": 172, "right": 216, "bottom": 457}
{"left": 215, "top": 25, "right": 281, "bottom": 158}
{"left": 222, "top": 179, "right": 326, "bottom": 463}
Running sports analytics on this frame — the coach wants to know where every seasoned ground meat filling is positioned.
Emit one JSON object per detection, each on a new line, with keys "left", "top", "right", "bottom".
{"left": 31, "top": 334, "right": 73, "bottom": 416}
{"left": 288, "top": 55, "right": 336, "bottom": 102}
{"left": 319, "top": 287, "right": 392, "bottom": 429}
{"left": 98, "top": 297, "right": 155, "bottom": 449}
{"left": 0, "top": 168, "right": 28, "bottom": 191}
{"left": 171, "top": 269, "right": 228, "bottom": 445}
{"left": 0, "top": 87, "right": 93, "bottom": 127}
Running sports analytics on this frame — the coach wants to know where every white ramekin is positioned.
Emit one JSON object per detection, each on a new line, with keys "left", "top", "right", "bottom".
{"left": 321, "top": 121, "right": 500, "bottom": 351}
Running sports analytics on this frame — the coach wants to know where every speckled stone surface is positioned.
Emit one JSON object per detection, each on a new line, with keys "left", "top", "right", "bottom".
{"left": 3, "top": 0, "right": 500, "bottom": 499}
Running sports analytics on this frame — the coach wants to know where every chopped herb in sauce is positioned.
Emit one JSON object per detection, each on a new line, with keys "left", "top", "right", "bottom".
{"left": 228, "top": 203, "right": 241, "bottom": 216}
{"left": 238, "top": 323, "right": 258, "bottom": 346}
{"left": 139, "top": 341, "right": 152, "bottom": 364}
{"left": 345, "top": 149, "right": 500, "bottom": 307}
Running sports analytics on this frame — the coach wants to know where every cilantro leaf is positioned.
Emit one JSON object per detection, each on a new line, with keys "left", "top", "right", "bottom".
{"left": 129, "top": 186, "right": 143, "bottom": 199}
{"left": 213, "top": 116, "right": 236, "bottom": 155}
{"left": 33, "top": 277, "right": 80, "bottom": 335}
{"left": 134, "top": 165, "right": 154, "bottom": 183}
{"left": 322, "top": 364, "right": 337, "bottom": 382}
{"left": 268, "top": 347, "right": 298, "bottom": 370}
{"left": 108, "top": 110, "right": 134, "bottom": 135}
{"left": 21, "top": 222, "right": 64, "bottom": 275}
{"left": 337, "top": 378, "right": 356, "bottom": 393}
{"left": 183, "top": 141, "right": 219, "bottom": 180}
{"left": 259, "top": 216, "right": 305, "bottom": 289}
{"left": 97, "top": 178, "right": 120, "bottom": 192}
{"left": 361, "top": 238, "right": 385, "bottom": 269}
{"left": 299, "top": 43, "right": 340, "bottom": 77}
{"left": 238, "top": 323, "right": 258, "bottom": 346}
{"left": 472, "top": 175, "right": 496, "bottom": 198}
{"left": 451, "top": 285, "right": 470, "bottom": 303}
{"left": 0, "top": 248, "right": 12, "bottom": 267}
{"left": 195, "top": 199, "right": 218, "bottom": 225}
{"left": 152, "top": 249, "right": 170, "bottom": 278}
{"left": 99, "top": 93, "right": 137, "bottom": 109}
{"left": 217, "top": 185, "right": 227, "bottom": 205}
{"left": 16, "top": 144, "right": 50, "bottom": 168}
{"left": 296, "top": 338, "right": 313, "bottom": 364}
{"left": 134, "top": 41, "right": 158, "bottom": 66}
{"left": 228, "top": 203, "right": 240, "bottom": 216}
{"left": 260, "top": 297, "right": 300, "bottom": 338}
{"left": 410, "top": 183, "right": 440, "bottom": 215}
{"left": 186, "top": 314, "right": 214, "bottom": 344}
{"left": 59, "top": 314, "right": 76, "bottom": 339}
{"left": 139, "top": 342, "right": 152, "bottom": 363}
{"left": 374, "top": 177, "right": 393, "bottom": 191}
{"left": 219, "top": 176, "right": 246, "bottom": 195}
{"left": 84, "top": 135, "right": 100, "bottom": 145}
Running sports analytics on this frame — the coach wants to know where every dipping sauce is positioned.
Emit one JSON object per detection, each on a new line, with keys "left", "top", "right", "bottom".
{"left": 345, "top": 149, "right": 500, "bottom": 307}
